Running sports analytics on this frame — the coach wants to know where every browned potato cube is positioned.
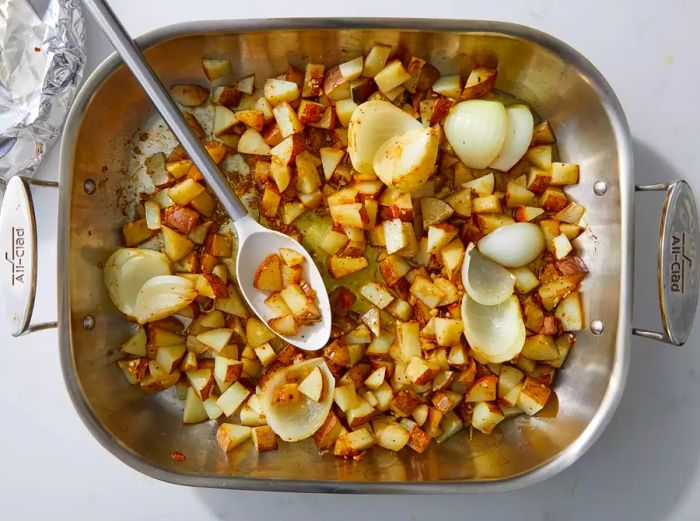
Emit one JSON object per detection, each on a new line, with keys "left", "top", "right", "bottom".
{"left": 461, "top": 67, "right": 497, "bottom": 99}
{"left": 391, "top": 389, "right": 421, "bottom": 416}
{"left": 122, "top": 219, "right": 155, "bottom": 247}
{"left": 162, "top": 205, "right": 200, "bottom": 235}
{"left": 314, "top": 411, "right": 344, "bottom": 450}
{"left": 251, "top": 425, "right": 278, "bottom": 452}
{"left": 407, "top": 425, "right": 432, "bottom": 453}
{"left": 272, "top": 383, "right": 301, "bottom": 405}
{"left": 253, "top": 253, "right": 283, "bottom": 292}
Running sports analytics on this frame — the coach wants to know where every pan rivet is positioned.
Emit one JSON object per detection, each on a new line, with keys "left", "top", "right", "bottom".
{"left": 593, "top": 181, "right": 607, "bottom": 196}
{"left": 84, "top": 178, "right": 96, "bottom": 194}
{"left": 590, "top": 319, "right": 604, "bottom": 335}
{"left": 83, "top": 315, "right": 95, "bottom": 330}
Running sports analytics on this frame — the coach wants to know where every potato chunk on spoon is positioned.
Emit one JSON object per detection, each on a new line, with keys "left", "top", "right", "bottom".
{"left": 83, "top": 0, "right": 331, "bottom": 350}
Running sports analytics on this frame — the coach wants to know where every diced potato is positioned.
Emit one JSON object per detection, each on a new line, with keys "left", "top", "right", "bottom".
{"left": 122, "top": 219, "right": 155, "bottom": 247}
{"left": 251, "top": 425, "right": 278, "bottom": 452}
{"left": 334, "top": 428, "right": 375, "bottom": 457}
{"left": 465, "top": 375, "right": 497, "bottom": 402}
{"left": 471, "top": 401, "right": 504, "bottom": 434}
{"left": 405, "top": 356, "right": 440, "bottom": 385}
{"left": 216, "top": 381, "right": 250, "bottom": 416}
{"left": 314, "top": 411, "right": 344, "bottom": 449}
{"left": 347, "top": 399, "right": 376, "bottom": 428}
{"left": 170, "top": 84, "right": 209, "bottom": 106}
{"left": 377, "top": 423, "right": 410, "bottom": 451}
{"left": 273, "top": 102, "right": 304, "bottom": 137}
{"left": 334, "top": 383, "right": 359, "bottom": 412}
{"left": 378, "top": 254, "right": 411, "bottom": 286}
{"left": 541, "top": 187, "right": 569, "bottom": 212}
{"left": 472, "top": 194, "right": 502, "bottom": 214}
{"left": 550, "top": 162, "right": 579, "bottom": 185}
{"left": 554, "top": 202, "right": 586, "bottom": 225}
{"left": 335, "top": 98, "right": 358, "bottom": 127}
{"left": 514, "top": 206, "right": 545, "bottom": 222}
{"left": 364, "top": 366, "right": 387, "bottom": 390}
{"left": 374, "top": 60, "right": 411, "bottom": 93}
{"left": 505, "top": 182, "right": 535, "bottom": 208}
{"left": 237, "top": 128, "right": 271, "bottom": 156}
{"left": 202, "top": 58, "right": 231, "bottom": 80}
{"left": 439, "top": 238, "right": 465, "bottom": 278}
{"left": 522, "top": 334, "right": 559, "bottom": 360}
{"left": 327, "top": 255, "right": 368, "bottom": 278}
{"left": 538, "top": 274, "right": 582, "bottom": 311}
{"left": 464, "top": 174, "right": 496, "bottom": 198}
{"left": 527, "top": 145, "right": 553, "bottom": 169}
{"left": 383, "top": 219, "right": 415, "bottom": 255}
{"left": 432, "top": 75, "right": 462, "bottom": 98}
{"left": 183, "top": 387, "right": 208, "bottom": 424}
{"left": 409, "top": 275, "right": 445, "bottom": 309}
{"left": 552, "top": 233, "right": 573, "bottom": 260}
{"left": 264, "top": 78, "right": 300, "bottom": 104}
{"left": 391, "top": 388, "right": 422, "bottom": 416}
{"left": 360, "top": 282, "right": 394, "bottom": 309}
{"left": 253, "top": 253, "right": 283, "bottom": 292}
{"left": 212, "top": 85, "right": 243, "bottom": 107}
{"left": 217, "top": 423, "right": 252, "bottom": 452}
{"left": 426, "top": 223, "right": 458, "bottom": 254}
{"left": 254, "top": 342, "right": 277, "bottom": 366}
{"left": 527, "top": 167, "right": 552, "bottom": 194}
{"left": 272, "top": 383, "right": 301, "bottom": 405}
{"left": 517, "top": 376, "right": 551, "bottom": 415}
{"left": 297, "top": 366, "right": 324, "bottom": 402}
{"left": 396, "top": 322, "right": 422, "bottom": 359}
{"left": 121, "top": 328, "right": 147, "bottom": 357}
{"left": 531, "top": 120, "right": 556, "bottom": 145}
{"left": 214, "top": 356, "right": 243, "bottom": 387}
{"left": 279, "top": 284, "right": 318, "bottom": 322}
{"left": 555, "top": 291, "right": 584, "bottom": 331}
{"left": 161, "top": 226, "right": 194, "bottom": 262}
{"left": 461, "top": 67, "right": 497, "bottom": 100}
{"left": 330, "top": 203, "right": 369, "bottom": 229}
{"left": 319, "top": 147, "right": 344, "bottom": 181}
{"left": 338, "top": 56, "right": 364, "bottom": 81}
{"left": 302, "top": 63, "right": 325, "bottom": 97}
{"left": 362, "top": 44, "right": 393, "bottom": 78}
{"left": 268, "top": 315, "right": 298, "bottom": 336}
{"left": 511, "top": 266, "right": 540, "bottom": 294}
{"left": 246, "top": 317, "right": 276, "bottom": 347}
{"left": 194, "top": 328, "right": 232, "bottom": 352}
{"left": 421, "top": 197, "right": 454, "bottom": 227}
{"left": 433, "top": 318, "right": 463, "bottom": 346}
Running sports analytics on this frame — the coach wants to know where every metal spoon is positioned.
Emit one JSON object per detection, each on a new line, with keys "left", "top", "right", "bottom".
{"left": 82, "top": 0, "right": 331, "bottom": 350}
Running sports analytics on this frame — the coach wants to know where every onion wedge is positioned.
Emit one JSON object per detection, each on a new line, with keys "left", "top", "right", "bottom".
{"left": 348, "top": 100, "right": 422, "bottom": 175}
{"left": 104, "top": 248, "right": 171, "bottom": 319}
{"left": 462, "top": 243, "right": 516, "bottom": 305}
{"left": 461, "top": 294, "right": 525, "bottom": 363}
{"left": 133, "top": 275, "right": 197, "bottom": 324}
{"left": 478, "top": 222, "right": 545, "bottom": 268}
{"left": 489, "top": 104, "right": 534, "bottom": 171}
{"left": 373, "top": 126, "right": 440, "bottom": 192}
{"left": 260, "top": 358, "right": 335, "bottom": 442}
{"left": 444, "top": 100, "right": 508, "bottom": 169}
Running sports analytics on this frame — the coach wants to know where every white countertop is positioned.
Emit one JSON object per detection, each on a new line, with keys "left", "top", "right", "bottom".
{"left": 3, "top": 1, "right": 700, "bottom": 519}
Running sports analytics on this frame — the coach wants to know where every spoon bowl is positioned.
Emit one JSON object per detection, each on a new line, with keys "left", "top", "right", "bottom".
{"left": 234, "top": 215, "right": 331, "bottom": 351}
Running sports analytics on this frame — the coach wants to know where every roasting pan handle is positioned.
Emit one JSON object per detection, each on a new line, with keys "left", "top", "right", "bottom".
{"left": 633, "top": 181, "right": 699, "bottom": 345}
{"left": 0, "top": 176, "right": 58, "bottom": 336}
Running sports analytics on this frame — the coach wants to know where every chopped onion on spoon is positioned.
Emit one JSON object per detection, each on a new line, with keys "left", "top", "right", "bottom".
{"left": 444, "top": 100, "right": 508, "bottom": 169}
{"left": 462, "top": 243, "right": 516, "bottom": 305}
{"left": 478, "top": 222, "right": 545, "bottom": 268}
{"left": 461, "top": 294, "right": 526, "bottom": 364}
{"left": 489, "top": 104, "right": 534, "bottom": 171}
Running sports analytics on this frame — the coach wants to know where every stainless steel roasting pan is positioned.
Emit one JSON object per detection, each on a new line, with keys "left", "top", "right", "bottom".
{"left": 2, "top": 18, "right": 698, "bottom": 493}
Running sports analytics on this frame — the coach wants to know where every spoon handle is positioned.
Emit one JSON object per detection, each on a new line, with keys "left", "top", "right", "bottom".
{"left": 82, "top": 0, "right": 248, "bottom": 222}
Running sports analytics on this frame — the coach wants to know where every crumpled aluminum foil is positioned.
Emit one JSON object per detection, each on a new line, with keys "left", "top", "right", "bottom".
{"left": 0, "top": 0, "right": 86, "bottom": 180}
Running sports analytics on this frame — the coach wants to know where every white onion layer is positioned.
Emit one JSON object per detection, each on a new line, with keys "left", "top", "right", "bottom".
{"left": 444, "top": 100, "right": 508, "bottom": 169}
{"left": 489, "top": 104, "right": 534, "bottom": 171}
{"left": 478, "top": 222, "right": 545, "bottom": 268}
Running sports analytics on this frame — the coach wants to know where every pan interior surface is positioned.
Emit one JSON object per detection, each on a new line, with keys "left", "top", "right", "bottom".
{"left": 60, "top": 20, "right": 630, "bottom": 492}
